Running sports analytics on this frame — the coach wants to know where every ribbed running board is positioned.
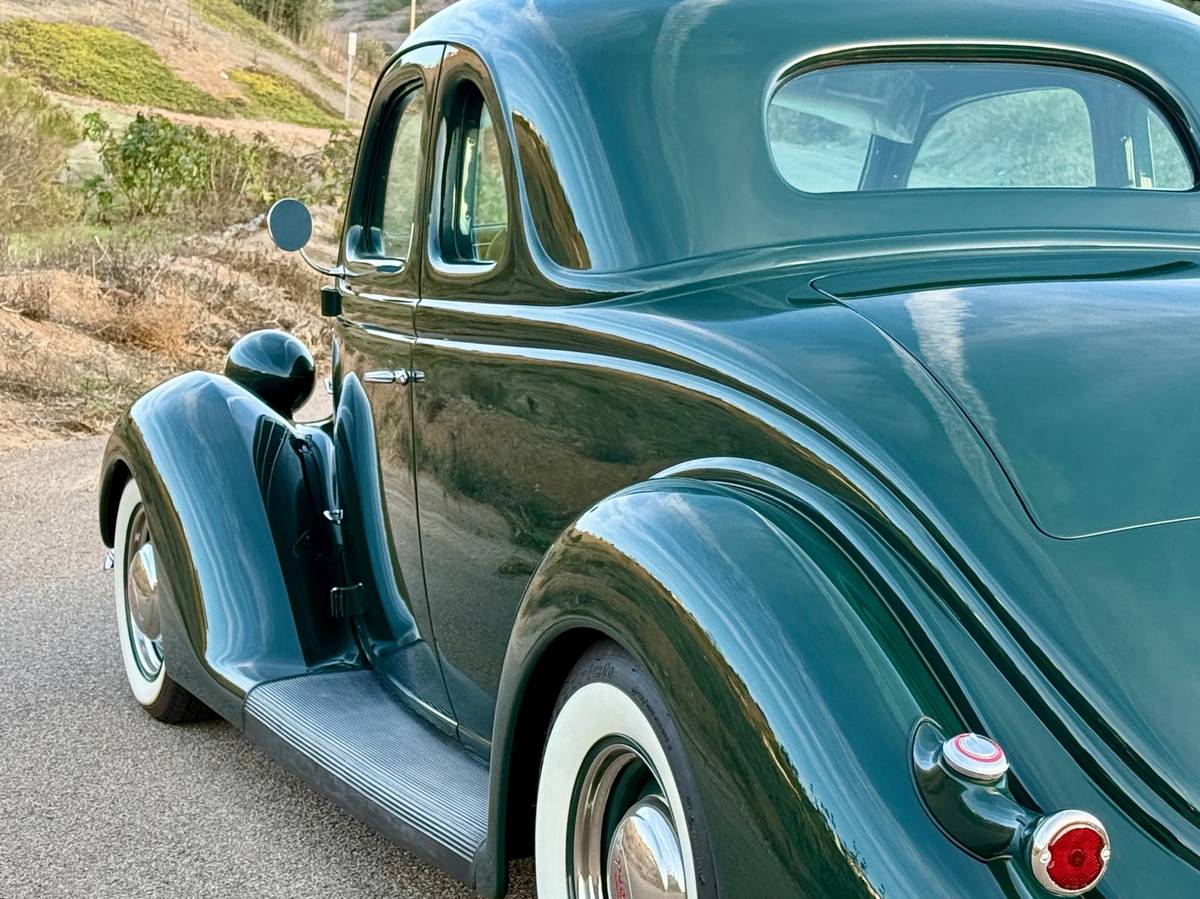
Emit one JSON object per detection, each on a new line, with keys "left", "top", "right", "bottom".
{"left": 244, "top": 670, "right": 489, "bottom": 887}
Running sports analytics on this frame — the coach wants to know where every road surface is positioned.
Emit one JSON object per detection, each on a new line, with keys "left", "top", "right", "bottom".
{"left": 0, "top": 436, "right": 536, "bottom": 899}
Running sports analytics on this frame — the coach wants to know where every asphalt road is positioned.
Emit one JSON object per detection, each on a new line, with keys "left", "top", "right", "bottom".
{"left": 0, "top": 436, "right": 537, "bottom": 899}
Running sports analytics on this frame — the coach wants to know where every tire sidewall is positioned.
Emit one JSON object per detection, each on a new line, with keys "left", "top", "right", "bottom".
{"left": 113, "top": 480, "right": 167, "bottom": 707}
{"left": 536, "top": 641, "right": 717, "bottom": 898}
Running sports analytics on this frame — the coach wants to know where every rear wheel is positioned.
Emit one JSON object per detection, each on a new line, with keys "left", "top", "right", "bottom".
{"left": 113, "top": 479, "right": 209, "bottom": 723}
{"left": 535, "top": 640, "right": 714, "bottom": 899}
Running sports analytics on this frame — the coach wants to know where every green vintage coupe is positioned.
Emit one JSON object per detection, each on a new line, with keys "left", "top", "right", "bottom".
{"left": 99, "top": 0, "right": 1200, "bottom": 895}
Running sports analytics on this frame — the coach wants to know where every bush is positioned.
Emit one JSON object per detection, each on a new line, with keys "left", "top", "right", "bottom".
{"left": 82, "top": 112, "right": 356, "bottom": 224}
{"left": 0, "top": 75, "right": 80, "bottom": 231}
{"left": 0, "top": 20, "right": 231, "bottom": 117}
{"left": 83, "top": 113, "right": 206, "bottom": 219}
{"left": 229, "top": 68, "right": 343, "bottom": 128}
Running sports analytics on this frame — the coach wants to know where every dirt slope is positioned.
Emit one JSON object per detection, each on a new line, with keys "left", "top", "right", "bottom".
{"left": 0, "top": 0, "right": 370, "bottom": 118}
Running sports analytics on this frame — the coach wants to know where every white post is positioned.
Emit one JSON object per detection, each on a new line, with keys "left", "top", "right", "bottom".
{"left": 410, "top": 0, "right": 417, "bottom": 34}
{"left": 344, "top": 31, "right": 358, "bottom": 121}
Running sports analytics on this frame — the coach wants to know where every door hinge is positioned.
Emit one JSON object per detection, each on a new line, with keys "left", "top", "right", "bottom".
{"left": 330, "top": 583, "right": 365, "bottom": 619}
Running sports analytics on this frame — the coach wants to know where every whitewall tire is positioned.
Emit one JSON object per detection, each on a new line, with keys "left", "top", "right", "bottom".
{"left": 112, "top": 478, "right": 209, "bottom": 723}
{"left": 535, "top": 641, "right": 714, "bottom": 899}
{"left": 114, "top": 481, "right": 167, "bottom": 706}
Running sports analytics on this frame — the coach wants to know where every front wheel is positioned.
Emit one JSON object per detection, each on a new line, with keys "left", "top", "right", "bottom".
{"left": 535, "top": 640, "right": 715, "bottom": 899}
{"left": 112, "top": 479, "right": 209, "bottom": 723}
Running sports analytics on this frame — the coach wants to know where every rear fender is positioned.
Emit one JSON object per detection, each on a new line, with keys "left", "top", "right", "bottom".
{"left": 100, "top": 371, "right": 354, "bottom": 724}
{"left": 483, "top": 470, "right": 1010, "bottom": 899}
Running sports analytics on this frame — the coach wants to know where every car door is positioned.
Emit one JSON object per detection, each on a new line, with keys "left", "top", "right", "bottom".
{"left": 410, "top": 48, "right": 536, "bottom": 752}
{"left": 333, "top": 44, "right": 456, "bottom": 727}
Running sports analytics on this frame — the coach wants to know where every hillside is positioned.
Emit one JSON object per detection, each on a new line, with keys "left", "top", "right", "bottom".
{"left": 0, "top": 0, "right": 374, "bottom": 125}
{"left": 330, "top": 0, "right": 453, "bottom": 49}
{"left": 0, "top": 0, "right": 411, "bottom": 444}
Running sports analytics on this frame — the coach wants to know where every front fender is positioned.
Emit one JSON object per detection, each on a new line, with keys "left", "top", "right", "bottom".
{"left": 489, "top": 474, "right": 1012, "bottom": 898}
{"left": 100, "top": 371, "right": 352, "bottom": 724}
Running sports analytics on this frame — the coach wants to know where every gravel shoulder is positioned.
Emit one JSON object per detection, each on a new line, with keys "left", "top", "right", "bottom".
{"left": 0, "top": 436, "right": 534, "bottom": 899}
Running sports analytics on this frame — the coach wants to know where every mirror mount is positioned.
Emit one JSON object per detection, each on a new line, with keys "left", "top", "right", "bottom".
{"left": 267, "top": 197, "right": 348, "bottom": 279}
{"left": 299, "top": 249, "right": 349, "bottom": 279}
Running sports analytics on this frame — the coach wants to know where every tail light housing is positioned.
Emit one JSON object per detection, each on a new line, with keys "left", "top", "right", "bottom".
{"left": 1030, "top": 810, "right": 1111, "bottom": 896}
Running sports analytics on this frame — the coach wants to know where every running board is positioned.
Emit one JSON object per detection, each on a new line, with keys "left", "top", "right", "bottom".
{"left": 244, "top": 669, "right": 489, "bottom": 888}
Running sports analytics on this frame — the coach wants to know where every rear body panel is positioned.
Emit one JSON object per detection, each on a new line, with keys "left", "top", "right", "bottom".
{"left": 821, "top": 257, "right": 1200, "bottom": 537}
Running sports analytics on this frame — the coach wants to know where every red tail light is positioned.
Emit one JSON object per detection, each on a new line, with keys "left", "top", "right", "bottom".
{"left": 1030, "top": 810, "right": 1110, "bottom": 895}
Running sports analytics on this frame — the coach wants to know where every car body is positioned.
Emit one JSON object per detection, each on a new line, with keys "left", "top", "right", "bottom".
{"left": 99, "top": 0, "right": 1200, "bottom": 896}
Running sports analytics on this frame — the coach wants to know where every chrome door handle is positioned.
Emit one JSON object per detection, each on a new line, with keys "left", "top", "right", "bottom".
{"left": 363, "top": 369, "right": 425, "bottom": 386}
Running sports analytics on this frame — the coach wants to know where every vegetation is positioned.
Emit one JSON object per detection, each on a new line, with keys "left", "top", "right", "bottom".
{"left": 230, "top": 0, "right": 332, "bottom": 43}
{"left": 81, "top": 112, "right": 355, "bottom": 222}
{"left": 1169, "top": 0, "right": 1200, "bottom": 14}
{"left": 0, "top": 76, "right": 80, "bottom": 231}
{"left": 364, "top": 0, "right": 410, "bottom": 20}
{"left": 190, "top": 0, "right": 345, "bottom": 95}
{"left": 192, "top": 0, "right": 293, "bottom": 54}
{"left": 1, "top": 234, "right": 327, "bottom": 438}
{"left": 230, "top": 68, "right": 343, "bottom": 128}
{"left": 0, "top": 21, "right": 230, "bottom": 117}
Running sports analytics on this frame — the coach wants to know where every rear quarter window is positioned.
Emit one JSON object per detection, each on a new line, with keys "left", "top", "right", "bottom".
{"left": 767, "top": 61, "right": 1195, "bottom": 193}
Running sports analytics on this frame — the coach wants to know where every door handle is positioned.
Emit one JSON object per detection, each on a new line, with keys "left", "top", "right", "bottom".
{"left": 363, "top": 369, "right": 425, "bottom": 386}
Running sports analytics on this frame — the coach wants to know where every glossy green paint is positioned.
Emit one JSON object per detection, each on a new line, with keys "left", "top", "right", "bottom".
{"left": 411, "top": 0, "right": 1200, "bottom": 276}
{"left": 100, "top": 373, "right": 359, "bottom": 724}
{"left": 223, "top": 329, "right": 316, "bottom": 418}
{"left": 99, "top": 0, "right": 1200, "bottom": 895}
{"left": 912, "top": 720, "right": 1038, "bottom": 862}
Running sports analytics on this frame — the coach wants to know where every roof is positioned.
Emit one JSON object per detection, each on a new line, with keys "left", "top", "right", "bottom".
{"left": 407, "top": 0, "right": 1200, "bottom": 274}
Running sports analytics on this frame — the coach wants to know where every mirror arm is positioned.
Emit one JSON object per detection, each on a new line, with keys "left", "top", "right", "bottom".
{"left": 299, "top": 249, "right": 349, "bottom": 279}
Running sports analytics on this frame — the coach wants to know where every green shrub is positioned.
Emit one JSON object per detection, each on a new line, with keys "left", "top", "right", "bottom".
{"left": 0, "top": 20, "right": 231, "bottom": 117}
{"left": 82, "top": 113, "right": 208, "bottom": 218}
{"left": 82, "top": 112, "right": 355, "bottom": 224}
{"left": 229, "top": 68, "right": 343, "bottom": 128}
{"left": 0, "top": 75, "right": 80, "bottom": 230}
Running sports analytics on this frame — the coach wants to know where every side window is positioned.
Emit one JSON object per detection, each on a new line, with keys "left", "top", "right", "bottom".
{"left": 1147, "top": 108, "right": 1191, "bottom": 190}
{"left": 439, "top": 82, "right": 509, "bottom": 265}
{"left": 910, "top": 89, "right": 1096, "bottom": 188}
{"left": 374, "top": 86, "right": 427, "bottom": 260}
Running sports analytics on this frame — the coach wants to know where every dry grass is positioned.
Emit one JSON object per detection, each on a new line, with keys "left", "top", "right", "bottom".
{"left": 0, "top": 225, "right": 327, "bottom": 441}
{"left": 0, "top": 278, "right": 52, "bottom": 322}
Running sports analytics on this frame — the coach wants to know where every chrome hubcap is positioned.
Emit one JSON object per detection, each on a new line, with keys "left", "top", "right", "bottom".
{"left": 572, "top": 743, "right": 688, "bottom": 899}
{"left": 608, "top": 797, "right": 686, "bottom": 899}
{"left": 125, "top": 507, "right": 163, "bottom": 680}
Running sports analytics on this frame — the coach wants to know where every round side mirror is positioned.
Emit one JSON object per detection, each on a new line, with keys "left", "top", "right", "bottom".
{"left": 267, "top": 198, "right": 313, "bottom": 253}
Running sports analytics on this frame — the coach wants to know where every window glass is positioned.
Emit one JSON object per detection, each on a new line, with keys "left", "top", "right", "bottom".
{"left": 378, "top": 88, "right": 426, "bottom": 259}
{"left": 1147, "top": 108, "right": 1192, "bottom": 190}
{"left": 767, "top": 101, "right": 871, "bottom": 193}
{"left": 910, "top": 89, "right": 1095, "bottom": 188}
{"left": 767, "top": 62, "right": 1194, "bottom": 193}
{"left": 442, "top": 84, "right": 509, "bottom": 264}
